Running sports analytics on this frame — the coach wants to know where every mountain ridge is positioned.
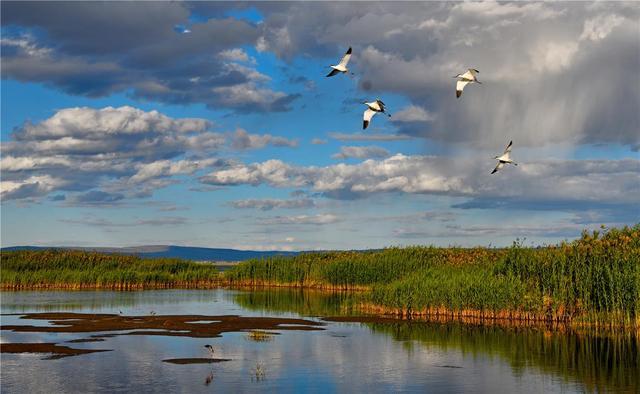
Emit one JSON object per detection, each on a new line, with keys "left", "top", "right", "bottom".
{"left": 1, "top": 245, "right": 299, "bottom": 262}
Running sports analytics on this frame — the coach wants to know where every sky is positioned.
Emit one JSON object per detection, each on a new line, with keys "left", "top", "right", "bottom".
{"left": 1, "top": 1, "right": 639, "bottom": 250}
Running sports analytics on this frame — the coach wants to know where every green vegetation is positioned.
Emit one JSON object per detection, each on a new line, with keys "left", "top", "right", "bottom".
{"left": 224, "top": 247, "right": 503, "bottom": 288}
{"left": 1, "top": 249, "right": 220, "bottom": 289}
{"left": 3, "top": 225, "right": 638, "bottom": 326}
{"left": 226, "top": 225, "right": 640, "bottom": 326}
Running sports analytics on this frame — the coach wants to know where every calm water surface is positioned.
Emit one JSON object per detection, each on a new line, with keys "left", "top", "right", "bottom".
{"left": 1, "top": 289, "right": 637, "bottom": 393}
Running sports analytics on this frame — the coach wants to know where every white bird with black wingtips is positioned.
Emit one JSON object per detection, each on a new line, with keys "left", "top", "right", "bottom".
{"left": 491, "top": 140, "right": 518, "bottom": 174}
{"left": 363, "top": 99, "right": 391, "bottom": 130}
{"left": 327, "top": 47, "right": 353, "bottom": 77}
{"left": 454, "top": 68, "right": 481, "bottom": 98}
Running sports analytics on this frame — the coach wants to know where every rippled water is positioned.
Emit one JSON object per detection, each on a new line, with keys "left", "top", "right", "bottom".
{"left": 1, "top": 289, "right": 637, "bottom": 393}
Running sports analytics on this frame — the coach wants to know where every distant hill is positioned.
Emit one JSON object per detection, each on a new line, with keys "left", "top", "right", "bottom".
{"left": 1, "top": 245, "right": 299, "bottom": 262}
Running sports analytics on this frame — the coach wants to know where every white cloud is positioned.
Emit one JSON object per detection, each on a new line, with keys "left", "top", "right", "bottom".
{"left": 580, "top": 14, "right": 624, "bottom": 42}
{"left": 201, "top": 154, "right": 640, "bottom": 207}
{"left": 230, "top": 198, "right": 315, "bottom": 211}
{"left": 332, "top": 145, "right": 390, "bottom": 160}
{"left": 16, "top": 106, "right": 210, "bottom": 140}
{"left": 0, "top": 106, "right": 290, "bottom": 203}
{"left": 391, "top": 105, "right": 436, "bottom": 123}
{"left": 258, "top": 214, "right": 341, "bottom": 225}
{"left": 218, "top": 48, "right": 255, "bottom": 64}
{"left": 230, "top": 128, "right": 298, "bottom": 150}
{"left": 530, "top": 41, "right": 579, "bottom": 73}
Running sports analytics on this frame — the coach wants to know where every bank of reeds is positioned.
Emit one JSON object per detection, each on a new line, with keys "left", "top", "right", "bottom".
{"left": 224, "top": 247, "right": 503, "bottom": 289}
{"left": 226, "top": 225, "right": 639, "bottom": 327}
{"left": 1, "top": 249, "right": 220, "bottom": 289}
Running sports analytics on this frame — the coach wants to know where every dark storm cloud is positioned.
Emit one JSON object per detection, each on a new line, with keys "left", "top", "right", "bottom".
{"left": 0, "top": 1, "right": 297, "bottom": 111}
{"left": 253, "top": 2, "right": 640, "bottom": 149}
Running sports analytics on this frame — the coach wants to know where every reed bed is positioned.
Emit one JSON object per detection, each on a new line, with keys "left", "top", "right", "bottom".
{"left": 1, "top": 249, "right": 220, "bottom": 289}
{"left": 226, "top": 225, "right": 639, "bottom": 326}
{"left": 225, "top": 247, "right": 503, "bottom": 288}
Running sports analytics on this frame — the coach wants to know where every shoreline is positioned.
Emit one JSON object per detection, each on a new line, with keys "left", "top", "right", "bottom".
{"left": 2, "top": 282, "right": 638, "bottom": 331}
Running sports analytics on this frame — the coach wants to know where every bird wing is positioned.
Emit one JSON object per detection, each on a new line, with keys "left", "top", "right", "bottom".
{"left": 456, "top": 80, "right": 470, "bottom": 98}
{"left": 504, "top": 140, "right": 513, "bottom": 154}
{"left": 363, "top": 108, "right": 377, "bottom": 129}
{"left": 338, "top": 47, "right": 352, "bottom": 67}
{"left": 376, "top": 99, "right": 386, "bottom": 111}
{"left": 461, "top": 70, "right": 475, "bottom": 80}
{"left": 326, "top": 69, "right": 340, "bottom": 77}
{"left": 491, "top": 162, "right": 504, "bottom": 174}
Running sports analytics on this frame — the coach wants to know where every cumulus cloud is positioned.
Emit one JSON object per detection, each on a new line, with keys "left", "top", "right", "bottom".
{"left": 201, "top": 154, "right": 474, "bottom": 197}
{"left": 391, "top": 105, "right": 436, "bottom": 123}
{"left": 200, "top": 154, "right": 640, "bottom": 211}
{"left": 311, "top": 138, "right": 328, "bottom": 145}
{"left": 218, "top": 48, "right": 255, "bottom": 63}
{"left": 230, "top": 198, "right": 316, "bottom": 211}
{"left": 0, "top": 106, "right": 292, "bottom": 203}
{"left": 332, "top": 145, "right": 390, "bottom": 159}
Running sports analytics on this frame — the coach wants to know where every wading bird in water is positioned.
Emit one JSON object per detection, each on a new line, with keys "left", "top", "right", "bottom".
{"left": 326, "top": 47, "right": 353, "bottom": 77}
{"left": 204, "top": 344, "right": 215, "bottom": 358}
{"left": 455, "top": 68, "right": 481, "bottom": 98}
{"left": 363, "top": 99, "right": 391, "bottom": 130}
{"left": 491, "top": 140, "right": 518, "bottom": 174}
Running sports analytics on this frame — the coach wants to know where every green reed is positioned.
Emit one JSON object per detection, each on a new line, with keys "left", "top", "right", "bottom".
{"left": 226, "top": 225, "right": 639, "bottom": 325}
{"left": 1, "top": 249, "right": 220, "bottom": 288}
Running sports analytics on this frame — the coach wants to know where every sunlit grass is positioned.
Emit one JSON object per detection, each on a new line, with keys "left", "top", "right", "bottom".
{"left": 1, "top": 249, "right": 220, "bottom": 289}
{"left": 226, "top": 224, "right": 640, "bottom": 326}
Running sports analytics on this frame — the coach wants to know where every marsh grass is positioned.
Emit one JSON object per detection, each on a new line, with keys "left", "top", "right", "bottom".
{"left": 226, "top": 225, "right": 639, "bottom": 326}
{"left": 1, "top": 249, "right": 220, "bottom": 289}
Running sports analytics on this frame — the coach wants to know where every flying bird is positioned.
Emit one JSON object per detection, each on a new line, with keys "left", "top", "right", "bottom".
{"left": 326, "top": 47, "right": 353, "bottom": 77}
{"left": 454, "top": 69, "right": 481, "bottom": 98}
{"left": 363, "top": 99, "right": 391, "bottom": 130}
{"left": 491, "top": 140, "right": 518, "bottom": 174}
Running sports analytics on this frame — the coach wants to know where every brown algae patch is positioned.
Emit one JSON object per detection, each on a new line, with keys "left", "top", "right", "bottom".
{"left": 0, "top": 342, "right": 110, "bottom": 359}
{"left": 163, "top": 358, "right": 232, "bottom": 364}
{"left": 1, "top": 312, "right": 325, "bottom": 338}
{"left": 66, "top": 338, "right": 106, "bottom": 343}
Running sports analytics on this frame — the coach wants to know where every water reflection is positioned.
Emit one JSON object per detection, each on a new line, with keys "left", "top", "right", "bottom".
{"left": 235, "top": 288, "right": 640, "bottom": 393}
{"left": 0, "top": 289, "right": 637, "bottom": 393}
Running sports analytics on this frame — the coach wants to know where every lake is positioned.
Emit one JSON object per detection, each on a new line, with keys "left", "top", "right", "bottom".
{"left": 1, "top": 289, "right": 637, "bottom": 393}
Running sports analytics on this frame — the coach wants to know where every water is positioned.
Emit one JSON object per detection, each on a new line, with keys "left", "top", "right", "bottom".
{"left": 1, "top": 289, "right": 637, "bottom": 393}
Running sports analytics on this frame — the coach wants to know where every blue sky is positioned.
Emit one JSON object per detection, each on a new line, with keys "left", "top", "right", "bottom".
{"left": 1, "top": 2, "right": 638, "bottom": 250}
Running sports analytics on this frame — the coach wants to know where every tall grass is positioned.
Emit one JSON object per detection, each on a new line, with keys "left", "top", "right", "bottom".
{"left": 495, "top": 225, "right": 640, "bottom": 324}
{"left": 225, "top": 247, "right": 503, "bottom": 288}
{"left": 1, "top": 249, "right": 220, "bottom": 289}
{"left": 225, "top": 225, "right": 639, "bottom": 326}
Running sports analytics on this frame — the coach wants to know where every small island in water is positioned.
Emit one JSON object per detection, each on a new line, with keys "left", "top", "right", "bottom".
{"left": 2, "top": 224, "right": 638, "bottom": 330}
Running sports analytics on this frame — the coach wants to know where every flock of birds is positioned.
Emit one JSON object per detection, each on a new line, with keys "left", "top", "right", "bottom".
{"left": 327, "top": 47, "right": 517, "bottom": 174}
